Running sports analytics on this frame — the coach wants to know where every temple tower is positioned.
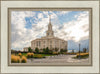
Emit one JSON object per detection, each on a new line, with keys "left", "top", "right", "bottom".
{"left": 46, "top": 15, "right": 54, "bottom": 37}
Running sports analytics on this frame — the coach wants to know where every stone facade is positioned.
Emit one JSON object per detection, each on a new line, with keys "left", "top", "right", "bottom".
{"left": 31, "top": 16, "right": 67, "bottom": 52}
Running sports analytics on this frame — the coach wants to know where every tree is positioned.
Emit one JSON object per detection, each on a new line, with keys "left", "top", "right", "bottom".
{"left": 83, "top": 48, "right": 87, "bottom": 53}
{"left": 28, "top": 47, "right": 32, "bottom": 52}
{"left": 60, "top": 49, "right": 67, "bottom": 54}
{"left": 35, "top": 47, "right": 39, "bottom": 53}
{"left": 72, "top": 49, "right": 74, "bottom": 53}
{"left": 60, "top": 49, "right": 64, "bottom": 53}
{"left": 45, "top": 47, "right": 49, "bottom": 54}
{"left": 63, "top": 49, "right": 67, "bottom": 52}
{"left": 43, "top": 48, "right": 46, "bottom": 54}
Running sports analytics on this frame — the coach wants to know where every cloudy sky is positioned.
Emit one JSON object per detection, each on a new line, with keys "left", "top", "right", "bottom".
{"left": 11, "top": 11, "right": 89, "bottom": 52}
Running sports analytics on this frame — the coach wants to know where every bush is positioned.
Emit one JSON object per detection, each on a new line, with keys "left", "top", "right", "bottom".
{"left": 60, "top": 49, "right": 67, "bottom": 54}
{"left": 52, "top": 52, "right": 58, "bottom": 55}
{"left": 34, "top": 54, "right": 45, "bottom": 58}
{"left": 76, "top": 53, "right": 89, "bottom": 58}
{"left": 18, "top": 53, "right": 22, "bottom": 57}
{"left": 11, "top": 55, "right": 20, "bottom": 63}
{"left": 21, "top": 56, "right": 27, "bottom": 63}
{"left": 31, "top": 53, "right": 34, "bottom": 58}
{"left": 27, "top": 53, "right": 31, "bottom": 58}
{"left": 27, "top": 53, "right": 34, "bottom": 58}
{"left": 49, "top": 50, "right": 53, "bottom": 54}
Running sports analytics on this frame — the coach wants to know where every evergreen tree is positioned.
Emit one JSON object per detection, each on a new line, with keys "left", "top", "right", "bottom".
{"left": 45, "top": 47, "right": 49, "bottom": 54}
{"left": 28, "top": 47, "right": 32, "bottom": 52}
{"left": 35, "top": 47, "right": 39, "bottom": 53}
{"left": 83, "top": 48, "right": 87, "bottom": 53}
{"left": 43, "top": 48, "right": 46, "bottom": 54}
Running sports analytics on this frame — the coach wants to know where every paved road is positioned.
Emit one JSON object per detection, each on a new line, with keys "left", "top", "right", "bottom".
{"left": 27, "top": 55, "right": 89, "bottom": 63}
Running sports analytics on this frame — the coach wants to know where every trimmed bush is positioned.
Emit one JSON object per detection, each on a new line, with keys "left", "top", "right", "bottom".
{"left": 31, "top": 53, "right": 34, "bottom": 58}
{"left": 18, "top": 53, "right": 22, "bottom": 57}
{"left": 11, "top": 55, "right": 20, "bottom": 63}
{"left": 27, "top": 53, "right": 34, "bottom": 58}
{"left": 27, "top": 53, "right": 31, "bottom": 58}
{"left": 21, "top": 56, "right": 27, "bottom": 63}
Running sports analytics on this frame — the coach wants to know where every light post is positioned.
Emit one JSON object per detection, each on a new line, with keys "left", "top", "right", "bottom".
{"left": 79, "top": 42, "right": 81, "bottom": 59}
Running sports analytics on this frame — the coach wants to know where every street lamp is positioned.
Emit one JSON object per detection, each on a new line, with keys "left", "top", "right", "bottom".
{"left": 79, "top": 42, "right": 81, "bottom": 59}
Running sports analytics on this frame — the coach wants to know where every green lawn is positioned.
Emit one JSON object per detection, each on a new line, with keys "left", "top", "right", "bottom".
{"left": 35, "top": 54, "right": 55, "bottom": 57}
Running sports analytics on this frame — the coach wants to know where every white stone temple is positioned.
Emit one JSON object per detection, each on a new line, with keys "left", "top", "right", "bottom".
{"left": 30, "top": 15, "right": 68, "bottom": 52}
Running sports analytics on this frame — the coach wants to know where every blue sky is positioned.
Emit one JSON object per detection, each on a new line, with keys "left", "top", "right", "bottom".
{"left": 11, "top": 11, "right": 89, "bottom": 52}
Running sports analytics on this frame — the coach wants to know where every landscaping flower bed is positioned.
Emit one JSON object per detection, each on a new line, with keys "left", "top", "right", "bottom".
{"left": 11, "top": 55, "right": 20, "bottom": 63}
{"left": 76, "top": 53, "right": 89, "bottom": 58}
{"left": 11, "top": 54, "right": 27, "bottom": 63}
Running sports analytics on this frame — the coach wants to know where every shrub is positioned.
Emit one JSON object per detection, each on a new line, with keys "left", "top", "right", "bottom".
{"left": 34, "top": 54, "right": 44, "bottom": 58}
{"left": 49, "top": 50, "right": 53, "bottom": 54}
{"left": 11, "top": 55, "right": 20, "bottom": 63}
{"left": 52, "top": 52, "right": 58, "bottom": 55}
{"left": 27, "top": 53, "right": 31, "bottom": 58}
{"left": 27, "top": 53, "right": 34, "bottom": 58}
{"left": 55, "top": 48, "right": 59, "bottom": 52}
{"left": 31, "top": 53, "right": 34, "bottom": 58}
{"left": 76, "top": 53, "right": 89, "bottom": 58}
{"left": 21, "top": 56, "right": 27, "bottom": 63}
{"left": 18, "top": 53, "right": 22, "bottom": 57}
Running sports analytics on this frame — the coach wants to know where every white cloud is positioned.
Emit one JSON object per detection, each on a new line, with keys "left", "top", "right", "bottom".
{"left": 38, "top": 13, "right": 43, "bottom": 19}
{"left": 11, "top": 11, "right": 89, "bottom": 50}
{"left": 54, "top": 11, "right": 89, "bottom": 42}
{"left": 11, "top": 11, "right": 36, "bottom": 50}
{"left": 57, "top": 11, "right": 70, "bottom": 15}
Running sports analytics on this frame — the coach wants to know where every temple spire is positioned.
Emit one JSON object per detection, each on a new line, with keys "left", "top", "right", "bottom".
{"left": 48, "top": 15, "right": 52, "bottom": 30}
{"left": 46, "top": 15, "right": 54, "bottom": 37}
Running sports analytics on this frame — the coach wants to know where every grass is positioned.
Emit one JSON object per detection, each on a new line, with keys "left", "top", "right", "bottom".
{"left": 21, "top": 53, "right": 27, "bottom": 57}
{"left": 35, "top": 54, "right": 55, "bottom": 57}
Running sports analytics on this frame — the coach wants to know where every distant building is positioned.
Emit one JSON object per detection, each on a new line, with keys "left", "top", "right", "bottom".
{"left": 31, "top": 16, "right": 68, "bottom": 52}
{"left": 23, "top": 47, "right": 29, "bottom": 52}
